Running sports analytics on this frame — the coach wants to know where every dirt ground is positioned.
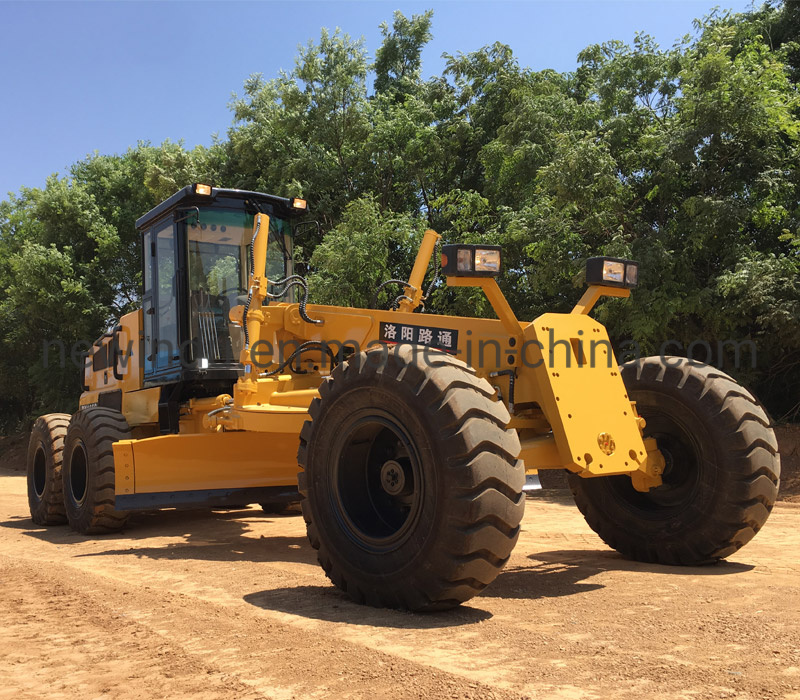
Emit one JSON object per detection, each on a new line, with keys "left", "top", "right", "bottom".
{"left": 1, "top": 450, "right": 800, "bottom": 700}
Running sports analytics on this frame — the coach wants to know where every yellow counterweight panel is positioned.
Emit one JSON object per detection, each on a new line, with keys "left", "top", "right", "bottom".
{"left": 523, "top": 312, "right": 647, "bottom": 476}
{"left": 116, "top": 310, "right": 143, "bottom": 391}
{"left": 83, "top": 310, "right": 143, "bottom": 396}
{"left": 112, "top": 431, "right": 299, "bottom": 495}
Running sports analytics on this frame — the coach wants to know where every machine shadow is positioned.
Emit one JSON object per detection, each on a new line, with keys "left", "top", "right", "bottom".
{"left": 0, "top": 508, "right": 315, "bottom": 565}
{"left": 524, "top": 489, "right": 575, "bottom": 506}
{"left": 244, "top": 585, "right": 493, "bottom": 629}
{"left": 483, "top": 548, "right": 755, "bottom": 600}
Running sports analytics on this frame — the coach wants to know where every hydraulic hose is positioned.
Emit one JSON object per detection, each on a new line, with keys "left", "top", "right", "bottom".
{"left": 369, "top": 280, "right": 414, "bottom": 310}
{"left": 265, "top": 277, "right": 322, "bottom": 325}
{"left": 259, "top": 341, "right": 338, "bottom": 377}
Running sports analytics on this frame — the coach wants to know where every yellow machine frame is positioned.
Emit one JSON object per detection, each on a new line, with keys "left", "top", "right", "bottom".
{"left": 81, "top": 215, "right": 664, "bottom": 506}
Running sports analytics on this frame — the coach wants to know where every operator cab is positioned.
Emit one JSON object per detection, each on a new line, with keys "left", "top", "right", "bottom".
{"left": 136, "top": 184, "right": 307, "bottom": 396}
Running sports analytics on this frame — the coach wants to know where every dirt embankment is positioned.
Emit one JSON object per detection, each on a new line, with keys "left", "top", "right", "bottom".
{"left": 778, "top": 424, "right": 800, "bottom": 502}
{"left": 0, "top": 432, "right": 27, "bottom": 472}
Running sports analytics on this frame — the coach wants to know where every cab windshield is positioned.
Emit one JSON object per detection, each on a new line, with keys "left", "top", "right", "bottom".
{"left": 186, "top": 208, "right": 291, "bottom": 364}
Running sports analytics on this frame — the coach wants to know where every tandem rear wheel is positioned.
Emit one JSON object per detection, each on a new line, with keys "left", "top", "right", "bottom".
{"left": 27, "top": 413, "right": 71, "bottom": 525}
{"left": 569, "top": 357, "right": 780, "bottom": 565}
{"left": 298, "top": 345, "right": 525, "bottom": 611}
{"left": 62, "top": 407, "right": 131, "bottom": 534}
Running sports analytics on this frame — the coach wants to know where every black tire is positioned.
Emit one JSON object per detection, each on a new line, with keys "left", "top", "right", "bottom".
{"left": 298, "top": 345, "right": 525, "bottom": 611}
{"left": 569, "top": 357, "right": 780, "bottom": 565}
{"left": 63, "top": 408, "right": 131, "bottom": 534}
{"left": 27, "top": 413, "right": 70, "bottom": 525}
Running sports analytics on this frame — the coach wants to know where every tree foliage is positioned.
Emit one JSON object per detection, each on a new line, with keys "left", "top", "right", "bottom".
{"left": 1, "top": 2, "right": 798, "bottom": 430}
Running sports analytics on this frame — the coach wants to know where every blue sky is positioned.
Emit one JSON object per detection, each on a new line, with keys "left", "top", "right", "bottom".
{"left": 1, "top": 0, "right": 754, "bottom": 199}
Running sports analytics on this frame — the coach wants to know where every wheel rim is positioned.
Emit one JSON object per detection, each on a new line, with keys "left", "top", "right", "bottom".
{"left": 330, "top": 409, "right": 424, "bottom": 552}
{"left": 32, "top": 445, "right": 47, "bottom": 498}
{"left": 69, "top": 441, "right": 89, "bottom": 506}
{"left": 609, "top": 408, "right": 704, "bottom": 516}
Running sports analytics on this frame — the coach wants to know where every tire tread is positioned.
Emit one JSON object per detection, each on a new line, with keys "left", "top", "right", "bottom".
{"left": 298, "top": 345, "right": 523, "bottom": 610}
{"left": 27, "top": 413, "right": 71, "bottom": 525}
{"left": 571, "top": 357, "right": 779, "bottom": 566}
{"left": 63, "top": 407, "right": 131, "bottom": 534}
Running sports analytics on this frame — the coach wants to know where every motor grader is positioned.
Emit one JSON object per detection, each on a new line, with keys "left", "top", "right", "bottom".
{"left": 27, "top": 184, "right": 780, "bottom": 611}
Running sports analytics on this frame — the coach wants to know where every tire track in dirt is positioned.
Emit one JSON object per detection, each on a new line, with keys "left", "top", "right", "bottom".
{"left": 0, "top": 558, "right": 269, "bottom": 700}
{"left": 0, "top": 555, "right": 516, "bottom": 700}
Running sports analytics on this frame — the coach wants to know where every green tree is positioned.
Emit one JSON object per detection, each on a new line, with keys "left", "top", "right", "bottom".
{"left": 374, "top": 10, "right": 433, "bottom": 97}
{"left": 308, "top": 195, "right": 423, "bottom": 308}
{"left": 2, "top": 5, "right": 800, "bottom": 429}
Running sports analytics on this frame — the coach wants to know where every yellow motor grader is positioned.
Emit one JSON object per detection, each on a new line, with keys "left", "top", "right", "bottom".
{"left": 27, "top": 184, "right": 780, "bottom": 610}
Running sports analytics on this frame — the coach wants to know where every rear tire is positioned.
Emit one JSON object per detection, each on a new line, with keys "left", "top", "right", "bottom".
{"left": 63, "top": 408, "right": 131, "bottom": 534}
{"left": 298, "top": 345, "right": 525, "bottom": 611}
{"left": 27, "top": 413, "right": 70, "bottom": 525}
{"left": 569, "top": 357, "right": 780, "bottom": 565}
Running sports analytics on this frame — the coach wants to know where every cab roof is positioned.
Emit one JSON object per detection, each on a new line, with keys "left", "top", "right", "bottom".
{"left": 135, "top": 185, "right": 303, "bottom": 231}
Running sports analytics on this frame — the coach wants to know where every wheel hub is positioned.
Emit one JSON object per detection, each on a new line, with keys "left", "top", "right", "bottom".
{"left": 380, "top": 460, "right": 406, "bottom": 496}
{"left": 70, "top": 442, "right": 89, "bottom": 506}
{"left": 32, "top": 446, "right": 47, "bottom": 498}
{"left": 333, "top": 411, "right": 423, "bottom": 548}
{"left": 660, "top": 446, "right": 675, "bottom": 477}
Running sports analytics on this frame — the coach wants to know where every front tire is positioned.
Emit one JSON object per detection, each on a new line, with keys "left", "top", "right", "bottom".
{"left": 63, "top": 408, "right": 131, "bottom": 534}
{"left": 298, "top": 346, "right": 525, "bottom": 611}
{"left": 27, "top": 413, "right": 70, "bottom": 525}
{"left": 569, "top": 357, "right": 780, "bottom": 565}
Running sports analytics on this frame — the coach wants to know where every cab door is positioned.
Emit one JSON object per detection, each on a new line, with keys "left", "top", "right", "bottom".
{"left": 142, "top": 227, "right": 155, "bottom": 376}
{"left": 143, "top": 217, "right": 181, "bottom": 381}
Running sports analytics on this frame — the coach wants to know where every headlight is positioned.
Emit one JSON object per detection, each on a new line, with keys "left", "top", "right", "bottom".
{"left": 475, "top": 248, "right": 501, "bottom": 272}
{"left": 442, "top": 244, "right": 502, "bottom": 277}
{"left": 457, "top": 248, "right": 472, "bottom": 272}
{"left": 585, "top": 257, "right": 639, "bottom": 289}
